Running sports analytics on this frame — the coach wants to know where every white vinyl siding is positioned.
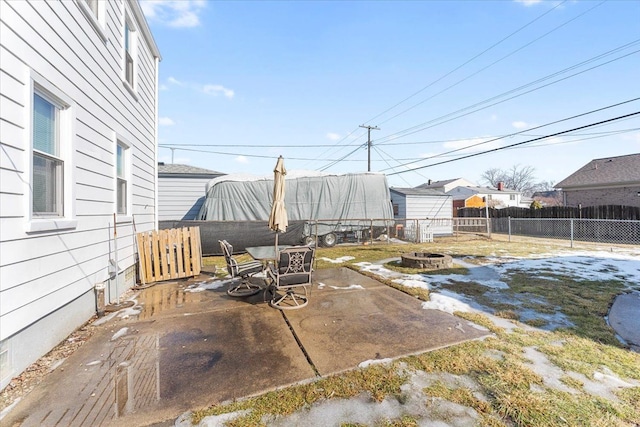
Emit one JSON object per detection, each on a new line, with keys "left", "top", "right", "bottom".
{"left": 158, "top": 176, "right": 219, "bottom": 221}
{"left": 390, "top": 190, "right": 453, "bottom": 236}
{"left": 0, "top": 0, "right": 159, "bottom": 390}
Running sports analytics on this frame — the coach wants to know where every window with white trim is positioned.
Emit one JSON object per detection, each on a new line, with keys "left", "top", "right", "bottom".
{"left": 32, "top": 91, "right": 65, "bottom": 217}
{"left": 79, "top": 0, "right": 107, "bottom": 40}
{"left": 116, "top": 142, "right": 128, "bottom": 215}
{"left": 124, "top": 17, "right": 135, "bottom": 87}
{"left": 84, "top": 0, "right": 99, "bottom": 17}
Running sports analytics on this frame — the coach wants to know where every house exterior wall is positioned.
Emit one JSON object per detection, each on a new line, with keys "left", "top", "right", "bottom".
{"left": 390, "top": 191, "right": 453, "bottom": 235}
{"left": 158, "top": 176, "right": 217, "bottom": 220}
{"left": 0, "top": 0, "right": 159, "bottom": 389}
{"left": 465, "top": 195, "right": 485, "bottom": 208}
{"left": 563, "top": 186, "right": 640, "bottom": 208}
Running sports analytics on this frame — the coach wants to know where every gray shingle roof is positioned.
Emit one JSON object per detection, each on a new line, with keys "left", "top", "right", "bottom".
{"left": 555, "top": 153, "right": 640, "bottom": 188}
{"left": 449, "top": 186, "right": 519, "bottom": 195}
{"left": 158, "top": 163, "right": 223, "bottom": 176}
{"left": 390, "top": 187, "right": 449, "bottom": 196}
{"left": 415, "top": 178, "right": 459, "bottom": 189}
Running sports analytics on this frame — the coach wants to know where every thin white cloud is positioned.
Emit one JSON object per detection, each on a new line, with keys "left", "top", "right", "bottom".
{"left": 515, "top": 0, "right": 543, "bottom": 6}
{"left": 167, "top": 76, "right": 184, "bottom": 86}
{"left": 159, "top": 84, "right": 169, "bottom": 91}
{"left": 140, "top": 0, "right": 206, "bottom": 28}
{"left": 621, "top": 131, "right": 640, "bottom": 145}
{"left": 326, "top": 133, "right": 341, "bottom": 141}
{"left": 166, "top": 77, "right": 235, "bottom": 100}
{"left": 512, "top": 121, "right": 529, "bottom": 129}
{"left": 236, "top": 155, "right": 249, "bottom": 164}
{"left": 203, "top": 84, "right": 235, "bottom": 99}
{"left": 443, "top": 137, "right": 501, "bottom": 153}
{"left": 159, "top": 117, "right": 175, "bottom": 126}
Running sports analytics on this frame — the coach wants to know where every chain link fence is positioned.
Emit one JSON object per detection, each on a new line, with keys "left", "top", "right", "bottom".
{"left": 493, "top": 217, "right": 640, "bottom": 246}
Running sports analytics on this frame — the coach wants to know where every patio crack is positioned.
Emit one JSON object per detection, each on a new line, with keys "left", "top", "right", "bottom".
{"left": 280, "top": 311, "right": 321, "bottom": 377}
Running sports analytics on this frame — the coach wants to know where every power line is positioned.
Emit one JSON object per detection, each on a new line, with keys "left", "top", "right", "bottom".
{"left": 373, "top": 0, "right": 606, "bottom": 129}
{"left": 361, "top": 0, "right": 570, "bottom": 126}
{"left": 381, "top": 97, "right": 640, "bottom": 172}
{"left": 376, "top": 42, "right": 640, "bottom": 144}
{"left": 317, "top": 40, "right": 639, "bottom": 172}
{"left": 315, "top": 0, "right": 577, "bottom": 167}
{"left": 387, "top": 111, "right": 640, "bottom": 176}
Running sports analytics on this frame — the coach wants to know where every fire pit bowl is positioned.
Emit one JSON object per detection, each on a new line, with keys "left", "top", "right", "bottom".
{"left": 401, "top": 252, "right": 453, "bottom": 270}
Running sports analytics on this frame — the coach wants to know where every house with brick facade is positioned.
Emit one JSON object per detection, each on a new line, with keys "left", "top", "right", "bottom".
{"left": 555, "top": 153, "right": 640, "bottom": 208}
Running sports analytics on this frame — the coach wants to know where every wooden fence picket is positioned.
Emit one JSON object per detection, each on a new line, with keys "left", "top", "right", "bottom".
{"left": 136, "top": 226, "right": 202, "bottom": 284}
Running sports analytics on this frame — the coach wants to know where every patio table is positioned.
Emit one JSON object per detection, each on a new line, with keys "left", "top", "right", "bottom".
{"left": 246, "top": 245, "right": 291, "bottom": 264}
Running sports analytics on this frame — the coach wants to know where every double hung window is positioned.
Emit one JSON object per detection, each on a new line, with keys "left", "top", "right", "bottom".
{"left": 116, "top": 142, "right": 128, "bottom": 215}
{"left": 124, "top": 20, "right": 135, "bottom": 86}
{"left": 32, "top": 92, "right": 64, "bottom": 217}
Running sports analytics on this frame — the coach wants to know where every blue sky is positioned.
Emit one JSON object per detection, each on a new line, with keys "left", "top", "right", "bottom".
{"left": 141, "top": 0, "right": 640, "bottom": 188}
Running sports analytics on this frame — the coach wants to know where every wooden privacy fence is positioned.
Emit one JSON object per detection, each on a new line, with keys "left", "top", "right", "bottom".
{"left": 136, "top": 226, "right": 202, "bottom": 284}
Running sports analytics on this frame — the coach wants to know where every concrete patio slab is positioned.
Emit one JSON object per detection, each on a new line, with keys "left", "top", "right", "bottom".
{"left": 287, "top": 268, "right": 491, "bottom": 375}
{"left": 2, "top": 267, "right": 491, "bottom": 426}
{"left": 135, "top": 277, "right": 268, "bottom": 320}
{"left": 3, "top": 302, "right": 314, "bottom": 426}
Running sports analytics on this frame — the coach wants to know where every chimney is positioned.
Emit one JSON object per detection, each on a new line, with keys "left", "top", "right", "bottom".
{"left": 428, "top": 179, "right": 432, "bottom": 185}
{"left": 497, "top": 181, "right": 504, "bottom": 191}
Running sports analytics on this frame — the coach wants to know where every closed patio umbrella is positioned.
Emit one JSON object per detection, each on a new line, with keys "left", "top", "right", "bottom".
{"left": 268, "top": 156, "right": 288, "bottom": 248}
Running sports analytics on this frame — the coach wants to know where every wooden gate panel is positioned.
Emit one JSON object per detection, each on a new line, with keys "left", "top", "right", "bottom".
{"left": 136, "top": 226, "right": 202, "bottom": 284}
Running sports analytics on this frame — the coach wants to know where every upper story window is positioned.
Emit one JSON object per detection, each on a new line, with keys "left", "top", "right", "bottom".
{"left": 510, "top": 194, "right": 516, "bottom": 201}
{"left": 79, "top": 0, "right": 107, "bottom": 41}
{"left": 32, "top": 92, "right": 64, "bottom": 217}
{"left": 116, "top": 142, "right": 129, "bottom": 215}
{"left": 124, "top": 18, "right": 136, "bottom": 87}
{"left": 84, "top": 0, "right": 99, "bottom": 17}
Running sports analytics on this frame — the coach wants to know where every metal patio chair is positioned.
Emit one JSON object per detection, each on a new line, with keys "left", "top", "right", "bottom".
{"left": 266, "top": 246, "right": 315, "bottom": 310}
{"left": 219, "top": 240, "right": 264, "bottom": 297}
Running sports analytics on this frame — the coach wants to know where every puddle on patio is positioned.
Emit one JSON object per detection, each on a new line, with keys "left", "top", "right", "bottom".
{"left": 135, "top": 281, "right": 225, "bottom": 319}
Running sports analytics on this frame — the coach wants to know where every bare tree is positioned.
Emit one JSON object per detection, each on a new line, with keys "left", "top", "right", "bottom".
{"left": 481, "top": 164, "right": 537, "bottom": 195}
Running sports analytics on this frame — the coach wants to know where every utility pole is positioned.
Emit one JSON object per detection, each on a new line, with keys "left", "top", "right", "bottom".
{"left": 359, "top": 124, "right": 379, "bottom": 172}
{"left": 170, "top": 147, "right": 175, "bottom": 164}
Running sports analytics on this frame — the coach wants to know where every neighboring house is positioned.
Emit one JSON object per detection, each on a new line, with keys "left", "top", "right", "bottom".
{"left": 555, "top": 153, "right": 640, "bottom": 208}
{"left": 158, "top": 163, "right": 224, "bottom": 222}
{"left": 448, "top": 184, "right": 522, "bottom": 213}
{"left": 415, "top": 177, "right": 477, "bottom": 193}
{"left": 389, "top": 188, "right": 453, "bottom": 236}
{"left": 0, "top": 0, "right": 160, "bottom": 390}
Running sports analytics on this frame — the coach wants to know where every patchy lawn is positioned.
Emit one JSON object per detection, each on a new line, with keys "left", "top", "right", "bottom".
{"left": 191, "top": 237, "right": 640, "bottom": 426}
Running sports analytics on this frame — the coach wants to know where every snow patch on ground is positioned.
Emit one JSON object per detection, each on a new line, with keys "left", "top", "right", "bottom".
{"left": 319, "top": 256, "right": 356, "bottom": 264}
{"left": 522, "top": 347, "right": 640, "bottom": 402}
{"left": 184, "top": 278, "right": 228, "bottom": 292}
{"left": 329, "top": 284, "right": 364, "bottom": 290}
{"left": 110, "top": 327, "right": 129, "bottom": 341}
{"left": 358, "top": 358, "right": 394, "bottom": 368}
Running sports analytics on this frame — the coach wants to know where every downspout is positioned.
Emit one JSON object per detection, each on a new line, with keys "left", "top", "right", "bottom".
{"left": 153, "top": 55, "right": 159, "bottom": 231}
